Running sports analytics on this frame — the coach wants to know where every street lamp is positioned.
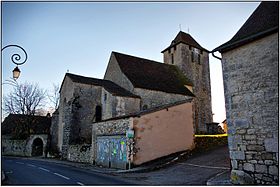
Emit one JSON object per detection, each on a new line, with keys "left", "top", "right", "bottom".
{"left": 2, "top": 45, "right": 28, "bottom": 80}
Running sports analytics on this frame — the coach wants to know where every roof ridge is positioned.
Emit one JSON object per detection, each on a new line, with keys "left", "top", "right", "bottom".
{"left": 112, "top": 51, "right": 166, "bottom": 65}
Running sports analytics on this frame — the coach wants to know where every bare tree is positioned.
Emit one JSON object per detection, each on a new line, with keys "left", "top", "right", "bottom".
{"left": 3, "top": 81, "right": 47, "bottom": 115}
{"left": 47, "top": 83, "right": 60, "bottom": 111}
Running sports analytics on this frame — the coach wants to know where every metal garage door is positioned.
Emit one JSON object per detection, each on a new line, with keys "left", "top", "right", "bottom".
{"left": 96, "top": 136, "right": 127, "bottom": 169}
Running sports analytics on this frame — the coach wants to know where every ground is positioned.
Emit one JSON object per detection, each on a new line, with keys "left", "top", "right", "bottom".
{"left": 115, "top": 145, "right": 230, "bottom": 185}
{"left": 2, "top": 145, "right": 230, "bottom": 185}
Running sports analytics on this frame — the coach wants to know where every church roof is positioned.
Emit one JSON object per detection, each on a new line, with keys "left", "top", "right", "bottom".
{"left": 1, "top": 114, "right": 51, "bottom": 137}
{"left": 65, "top": 73, "right": 140, "bottom": 98}
{"left": 113, "top": 52, "right": 195, "bottom": 97}
{"left": 213, "top": 2, "right": 279, "bottom": 53}
{"left": 162, "top": 31, "right": 209, "bottom": 53}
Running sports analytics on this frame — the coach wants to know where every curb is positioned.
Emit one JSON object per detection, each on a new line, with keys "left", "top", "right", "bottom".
{"left": 206, "top": 170, "right": 232, "bottom": 186}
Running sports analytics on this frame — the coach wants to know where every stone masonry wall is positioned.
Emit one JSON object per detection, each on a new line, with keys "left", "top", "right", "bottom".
{"left": 163, "top": 42, "right": 212, "bottom": 133}
{"left": 2, "top": 136, "right": 28, "bottom": 156}
{"left": 104, "top": 53, "right": 134, "bottom": 92}
{"left": 59, "top": 78, "right": 102, "bottom": 158}
{"left": 67, "top": 144, "right": 93, "bottom": 163}
{"left": 222, "top": 33, "right": 278, "bottom": 185}
{"left": 102, "top": 88, "right": 140, "bottom": 120}
{"left": 2, "top": 134, "right": 49, "bottom": 157}
{"left": 134, "top": 88, "right": 191, "bottom": 110}
{"left": 50, "top": 110, "right": 59, "bottom": 153}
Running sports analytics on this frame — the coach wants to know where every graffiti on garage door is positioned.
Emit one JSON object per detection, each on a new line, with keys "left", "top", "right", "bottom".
{"left": 96, "top": 136, "right": 127, "bottom": 169}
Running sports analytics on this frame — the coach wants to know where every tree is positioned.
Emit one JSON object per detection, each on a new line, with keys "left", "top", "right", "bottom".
{"left": 47, "top": 83, "right": 60, "bottom": 111}
{"left": 3, "top": 81, "right": 47, "bottom": 115}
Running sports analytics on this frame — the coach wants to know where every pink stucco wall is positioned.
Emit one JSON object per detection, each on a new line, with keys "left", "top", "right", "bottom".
{"left": 132, "top": 102, "right": 194, "bottom": 165}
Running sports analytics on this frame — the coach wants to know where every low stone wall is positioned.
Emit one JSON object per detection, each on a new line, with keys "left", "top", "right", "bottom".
{"left": 2, "top": 138, "right": 28, "bottom": 156}
{"left": 194, "top": 135, "right": 228, "bottom": 152}
{"left": 67, "top": 144, "right": 93, "bottom": 163}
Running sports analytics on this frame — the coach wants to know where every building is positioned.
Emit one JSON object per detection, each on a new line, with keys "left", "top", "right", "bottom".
{"left": 93, "top": 100, "right": 194, "bottom": 169}
{"left": 1, "top": 114, "right": 51, "bottom": 157}
{"left": 212, "top": 2, "right": 278, "bottom": 185}
{"left": 51, "top": 31, "right": 213, "bottom": 164}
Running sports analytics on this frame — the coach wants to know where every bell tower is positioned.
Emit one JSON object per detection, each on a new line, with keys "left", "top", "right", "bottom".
{"left": 162, "top": 31, "right": 212, "bottom": 133}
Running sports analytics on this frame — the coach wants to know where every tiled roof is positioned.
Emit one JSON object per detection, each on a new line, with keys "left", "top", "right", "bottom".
{"left": 1, "top": 114, "right": 51, "bottom": 135}
{"left": 113, "top": 52, "right": 195, "bottom": 97}
{"left": 162, "top": 31, "right": 209, "bottom": 53}
{"left": 65, "top": 73, "right": 140, "bottom": 98}
{"left": 213, "top": 2, "right": 279, "bottom": 53}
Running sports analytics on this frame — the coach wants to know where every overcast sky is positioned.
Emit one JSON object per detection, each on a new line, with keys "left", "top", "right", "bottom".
{"left": 2, "top": 2, "right": 260, "bottom": 122}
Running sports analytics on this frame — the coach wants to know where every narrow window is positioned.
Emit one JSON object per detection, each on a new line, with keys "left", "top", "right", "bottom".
{"left": 191, "top": 51, "right": 194, "bottom": 62}
{"left": 95, "top": 105, "right": 102, "bottom": 122}
{"left": 171, "top": 54, "right": 174, "bottom": 64}
{"left": 198, "top": 54, "right": 201, "bottom": 64}
{"left": 104, "top": 93, "right": 107, "bottom": 102}
{"left": 168, "top": 49, "right": 171, "bottom": 53}
{"left": 174, "top": 45, "right": 176, "bottom": 51}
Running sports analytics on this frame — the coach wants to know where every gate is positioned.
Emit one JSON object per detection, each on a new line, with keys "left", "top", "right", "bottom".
{"left": 96, "top": 136, "right": 127, "bottom": 169}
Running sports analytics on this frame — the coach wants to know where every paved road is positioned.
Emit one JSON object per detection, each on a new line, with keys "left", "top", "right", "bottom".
{"left": 2, "top": 157, "right": 133, "bottom": 185}
{"left": 116, "top": 145, "right": 231, "bottom": 185}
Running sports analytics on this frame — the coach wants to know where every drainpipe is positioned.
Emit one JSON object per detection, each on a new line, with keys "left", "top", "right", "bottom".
{"left": 211, "top": 51, "right": 222, "bottom": 60}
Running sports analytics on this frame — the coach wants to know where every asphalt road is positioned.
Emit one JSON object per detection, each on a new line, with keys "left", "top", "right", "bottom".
{"left": 115, "top": 145, "right": 231, "bottom": 185}
{"left": 2, "top": 157, "right": 133, "bottom": 185}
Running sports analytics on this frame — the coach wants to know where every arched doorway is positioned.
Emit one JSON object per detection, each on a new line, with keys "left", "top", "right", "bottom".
{"left": 31, "top": 138, "right": 44, "bottom": 156}
{"left": 95, "top": 105, "right": 102, "bottom": 122}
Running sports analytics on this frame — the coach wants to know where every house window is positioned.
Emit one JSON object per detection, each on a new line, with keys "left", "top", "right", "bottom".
{"left": 95, "top": 105, "right": 102, "bottom": 122}
{"left": 168, "top": 49, "right": 171, "bottom": 53}
{"left": 174, "top": 45, "right": 176, "bottom": 51}
{"left": 198, "top": 54, "right": 201, "bottom": 64}
{"left": 104, "top": 93, "right": 107, "bottom": 102}
{"left": 191, "top": 51, "right": 194, "bottom": 62}
{"left": 171, "top": 54, "right": 174, "bottom": 64}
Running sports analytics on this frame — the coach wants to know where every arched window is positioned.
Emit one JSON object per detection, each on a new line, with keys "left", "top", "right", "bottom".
{"left": 95, "top": 105, "right": 102, "bottom": 122}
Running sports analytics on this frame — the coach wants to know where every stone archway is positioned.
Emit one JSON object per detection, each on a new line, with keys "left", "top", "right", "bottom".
{"left": 31, "top": 138, "right": 44, "bottom": 156}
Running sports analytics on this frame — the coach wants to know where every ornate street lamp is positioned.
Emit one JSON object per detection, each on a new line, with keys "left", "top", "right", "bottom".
{"left": 1, "top": 45, "right": 28, "bottom": 80}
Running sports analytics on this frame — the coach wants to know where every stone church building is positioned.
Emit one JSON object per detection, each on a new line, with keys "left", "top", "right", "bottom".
{"left": 51, "top": 31, "right": 213, "bottom": 160}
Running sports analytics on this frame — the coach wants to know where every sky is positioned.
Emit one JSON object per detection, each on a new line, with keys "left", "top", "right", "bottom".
{"left": 1, "top": 1, "right": 260, "bottom": 122}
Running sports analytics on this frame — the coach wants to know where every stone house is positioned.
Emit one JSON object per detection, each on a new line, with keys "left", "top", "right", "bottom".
{"left": 93, "top": 99, "right": 194, "bottom": 169}
{"left": 212, "top": 2, "right": 278, "bottom": 185}
{"left": 1, "top": 114, "right": 51, "bottom": 157}
{"left": 52, "top": 31, "right": 213, "bottom": 162}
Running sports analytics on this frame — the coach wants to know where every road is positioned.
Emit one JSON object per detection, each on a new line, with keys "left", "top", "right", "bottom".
{"left": 115, "top": 145, "right": 231, "bottom": 185}
{"left": 2, "top": 157, "right": 133, "bottom": 185}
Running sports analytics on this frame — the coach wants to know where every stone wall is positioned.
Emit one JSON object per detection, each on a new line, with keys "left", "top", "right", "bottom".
{"left": 2, "top": 134, "right": 49, "bottom": 157}
{"left": 102, "top": 88, "right": 140, "bottom": 120}
{"left": 163, "top": 42, "right": 213, "bottom": 133}
{"left": 67, "top": 144, "right": 93, "bottom": 163}
{"left": 104, "top": 53, "right": 135, "bottom": 92}
{"left": 50, "top": 110, "right": 59, "bottom": 154}
{"left": 2, "top": 136, "right": 28, "bottom": 156}
{"left": 58, "top": 77, "right": 103, "bottom": 158}
{"left": 222, "top": 33, "right": 278, "bottom": 185}
{"left": 134, "top": 88, "right": 191, "bottom": 110}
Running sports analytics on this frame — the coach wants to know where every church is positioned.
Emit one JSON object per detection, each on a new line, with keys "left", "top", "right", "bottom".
{"left": 50, "top": 31, "right": 213, "bottom": 166}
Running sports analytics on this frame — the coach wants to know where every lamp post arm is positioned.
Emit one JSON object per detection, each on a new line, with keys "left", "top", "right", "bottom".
{"left": 1, "top": 45, "right": 28, "bottom": 66}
